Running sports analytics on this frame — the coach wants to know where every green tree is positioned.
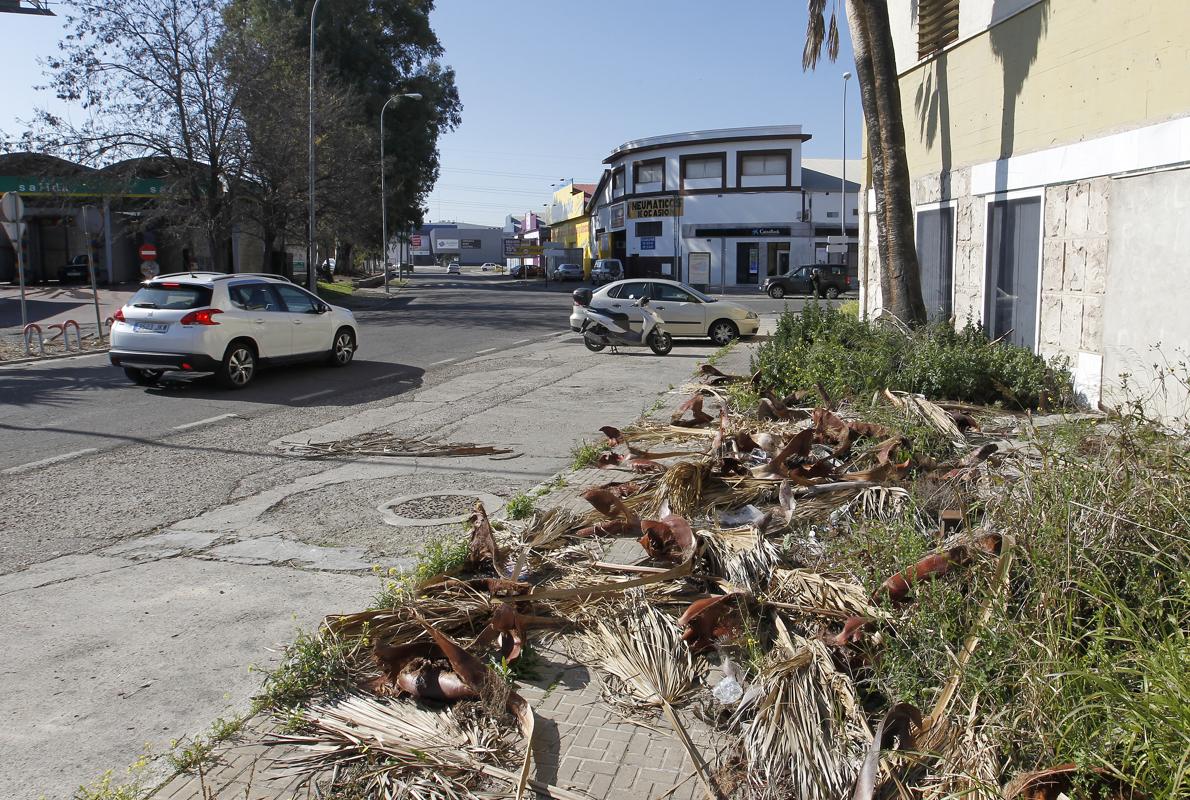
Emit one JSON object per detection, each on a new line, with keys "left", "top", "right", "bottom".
{"left": 241, "top": 0, "right": 462, "bottom": 270}
{"left": 804, "top": 0, "right": 927, "bottom": 326}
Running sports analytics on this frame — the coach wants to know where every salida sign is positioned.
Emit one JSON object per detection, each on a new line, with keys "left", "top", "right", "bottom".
{"left": 628, "top": 196, "right": 683, "bottom": 219}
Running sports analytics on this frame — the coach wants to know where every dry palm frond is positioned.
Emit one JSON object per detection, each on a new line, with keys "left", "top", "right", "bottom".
{"left": 577, "top": 590, "right": 704, "bottom": 711}
{"left": 325, "top": 594, "right": 492, "bottom": 642}
{"left": 524, "top": 507, "right": 582, "bottom": 549}
{"left": 844, "top": 485, "right": 912, "bottom": 521}
{"left": 731, "top": 634, "right": 870, "bottom": 800}
{"left": 703, "top": 530, "right": 784, "bottom": 593}
{"left": 650, "top": 459, "right": 706, "bottom": 517}
{"left": 918, "top": 708, "right": 1001, "bottom": 800}
{"left": 269, "top": 694, "right": 504, "bottom": 797}
{"left": 803, "top": 0, "right": 828, "bottom": 70}
{"left": 765, "top": 568, "right": 878, "bottom": 620}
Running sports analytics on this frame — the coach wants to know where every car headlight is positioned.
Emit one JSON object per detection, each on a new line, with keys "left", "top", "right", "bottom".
{"left": 745, "top": 311, "right": 758, "bottom": 320}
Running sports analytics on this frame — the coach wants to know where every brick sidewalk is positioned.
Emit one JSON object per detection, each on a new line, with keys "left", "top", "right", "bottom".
{"left": 150, "top": 343, "right": 757, "bottom": 800}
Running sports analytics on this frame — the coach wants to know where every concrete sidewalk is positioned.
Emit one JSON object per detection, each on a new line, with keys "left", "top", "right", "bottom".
{"left": 0, "top": 326, "right": 760, "bottom": 799}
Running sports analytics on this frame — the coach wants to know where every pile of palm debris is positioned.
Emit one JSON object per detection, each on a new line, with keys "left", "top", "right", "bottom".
{"left": 260, "top": 363, "right": 1165, "bottom": 800}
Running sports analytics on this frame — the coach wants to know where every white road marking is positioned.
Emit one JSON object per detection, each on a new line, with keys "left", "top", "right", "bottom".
{"left": 513, "top": 339, "right": 531, "bottom": 345}
{"left": 372, "top": 372, "right": 406, "bottom": 382}
{"left": 172, "top": 413, "right": 241, "bottom": 431}
{"left": 291, "top": 388, "right": 335, "bottom": 402}
{"left": 2, "top": 448, "right": 100, "bottom": 475}
{"left": 475, "top": 347, "right": 498, "bottom": 354}
{"left": 429, "top": 357, "right": 457, "bottom": 366}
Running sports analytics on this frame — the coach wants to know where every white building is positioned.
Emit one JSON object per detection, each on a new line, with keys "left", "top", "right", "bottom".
{"left": 588, "top": 126, "right": 859, "bottom": 288}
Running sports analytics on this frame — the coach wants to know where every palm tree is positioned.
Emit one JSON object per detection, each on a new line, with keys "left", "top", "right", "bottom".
{"left": 804, "top": 0, "right": 927, "bottom": 326}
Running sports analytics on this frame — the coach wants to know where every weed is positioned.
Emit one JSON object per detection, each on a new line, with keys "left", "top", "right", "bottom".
{"left": 251, "top": 629, "right": 360, "bottom": 714}
{"left": 72, "top": 754, "right": 150, "bottom": 800}
{"left": 535, "top": 474, "right": 567, "bottom": 496}
{"left": 570, "top": 439, "right": 606, "bottom": 470}
{"left": 837, "top": 299, "right": 860, "bottom": 319}
{"left": 488, "top": 641, "right": 543, "bottom": 684}
{"left": 167, "top": 714, "right": 249, "bottom": 773}
{"left": 752, "top": 302, "right": 1072, "bottom": 408}
{"left": 705, "top": 339, "right": 736, "bottom": 368}
{"left": 504, "top": 492, "right": 535, "bottom": 520}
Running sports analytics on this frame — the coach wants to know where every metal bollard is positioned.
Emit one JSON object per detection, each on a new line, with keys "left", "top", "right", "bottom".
{"left": 22, "top": 323, "right": 44, "bottom": 356}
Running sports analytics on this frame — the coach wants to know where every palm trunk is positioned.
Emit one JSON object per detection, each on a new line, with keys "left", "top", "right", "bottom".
{"left": 846, "top": 0, "right": 927, "bottom": 326}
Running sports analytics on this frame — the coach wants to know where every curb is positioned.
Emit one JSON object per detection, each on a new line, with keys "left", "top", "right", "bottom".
{"left": 0, "top": 346, "right": 110, "bottom": 367}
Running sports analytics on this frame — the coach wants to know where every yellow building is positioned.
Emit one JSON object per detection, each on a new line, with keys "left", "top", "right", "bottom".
{"left": 861, "top": 0, "right": 1190, "bottom": 418}
{"left": 545, "top": 182, "right": 596, "bottom": 275}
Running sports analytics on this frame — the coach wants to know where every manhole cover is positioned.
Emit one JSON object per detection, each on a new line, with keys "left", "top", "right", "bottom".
{"left": 378, "top": 490, "right": 505, "bottom": 528}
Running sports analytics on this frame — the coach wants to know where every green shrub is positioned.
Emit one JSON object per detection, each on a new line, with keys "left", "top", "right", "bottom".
{"left": 504, "top": 492, "right": 535, "bottom": 520}
{"left": 753, "top": 302, "right": 1071, "bottom": 408}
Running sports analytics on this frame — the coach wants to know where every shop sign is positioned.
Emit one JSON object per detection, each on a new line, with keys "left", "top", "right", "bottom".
{"left": 627, "top": 196, "right": 683, "bottom": 219}
{"left": 461, "top": 238, "right": 481, "bottom": 249}
{"left": 688, "top": 252, "right": 710, "bottom": 284}
{"left": 610, "top": 203, "right": 625, "bottom": 229}
{"left": 640, "top": 236, "right": 655, "bottom": 251}
{"left": 692, "top": 226, "right": 792, "bottom": 238}
{"left": 503, "top": 239, "right": 519, "bottom": 257}
{"left": 435, "top": 238, "right": 459, "bottom": 250}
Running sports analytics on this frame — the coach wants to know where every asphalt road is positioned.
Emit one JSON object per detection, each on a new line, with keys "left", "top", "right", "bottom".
{"left": 0, "top": 268, "right": 819, "bottom": 472}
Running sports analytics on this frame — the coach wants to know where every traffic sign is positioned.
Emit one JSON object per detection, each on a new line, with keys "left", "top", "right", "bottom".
{"left": 139, "top": 243, "right": 158, "bottom": 261}
{"left": 826, "top": 244, "right": 848, "bottom": 253}
{"left": 1, "top": 191, "right": 24, "bottom": 244}
{"left": 827, "top": 235, "right": 849, "bottom": 245}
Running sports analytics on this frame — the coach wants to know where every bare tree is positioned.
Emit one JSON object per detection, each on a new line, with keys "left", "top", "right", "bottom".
{"left": 23, "top": 0, "right": 246, "bottom": 271}
{"left": 804, "top": 0, "right": 927, "bottom": 326}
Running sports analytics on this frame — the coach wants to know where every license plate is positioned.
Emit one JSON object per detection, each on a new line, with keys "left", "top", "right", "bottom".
{"left": 133, "top": 322, "right": 168, "bottom": 333}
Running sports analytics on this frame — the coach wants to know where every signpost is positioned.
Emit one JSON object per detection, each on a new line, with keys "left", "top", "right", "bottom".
{"left": 79, "top": 205, "right": 105, "bottom": 340}
{"left": 1, "top": 192, "right": 28, "bottom": 329}
{"left": 139, "top": 243, "right": 159, "bottom": 279}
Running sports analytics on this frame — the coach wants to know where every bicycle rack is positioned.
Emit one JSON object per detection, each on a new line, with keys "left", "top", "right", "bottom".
{"left": 61, "top": 320, "right": 82, "bottom": 351}
{"left": 22, "top": 323, "right": 45, "bottom": 356}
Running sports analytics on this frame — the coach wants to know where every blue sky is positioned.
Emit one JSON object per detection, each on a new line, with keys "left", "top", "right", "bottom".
{"left": 0, "top": 0, "right": 861, "bottom": 227}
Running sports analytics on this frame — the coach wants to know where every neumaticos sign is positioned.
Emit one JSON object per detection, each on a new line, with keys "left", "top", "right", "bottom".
{"left": 628, "top": 196, "right": 683, "bottom": 219}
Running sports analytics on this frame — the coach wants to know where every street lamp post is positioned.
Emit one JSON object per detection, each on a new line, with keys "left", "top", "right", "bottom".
{"left": 841, "top": 71, "right": 851, "bottom": 248}
{"left": 307, "top": 0, "right": 322, "bottom": 292}
{"left": 380, "top": 92, "right": 422, "bottom": 295}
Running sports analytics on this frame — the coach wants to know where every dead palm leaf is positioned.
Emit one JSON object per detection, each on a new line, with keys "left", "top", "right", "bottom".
{"left": 803, "top": 0, "right": 828, "bottom": 70}
{"left": 730, "top": 632, "right": 870, "bottom": 800}
{"left": 766, "top": 568, "right": 880, "bottom": 620}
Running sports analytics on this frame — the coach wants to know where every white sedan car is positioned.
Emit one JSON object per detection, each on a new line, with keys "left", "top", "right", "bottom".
{"left": 447, "top": 262, "right": 462, "bottom": 275}
{"left": 109, "top": 273, "right": 357, "bottom": 388}
{"left": 570, "top": 279, "right": 759, "bottom": 345}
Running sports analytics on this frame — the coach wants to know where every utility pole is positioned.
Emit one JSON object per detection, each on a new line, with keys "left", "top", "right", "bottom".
{"left": 307, "top": 0, "right": 321, "bottom": 292}
{"left": 842, "top": 71, "right": 851, "bottom": 261}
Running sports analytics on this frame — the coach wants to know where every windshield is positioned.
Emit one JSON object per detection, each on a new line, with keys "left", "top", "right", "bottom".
{"left": 681, "top": 284, "right": 716, "bottom": 303}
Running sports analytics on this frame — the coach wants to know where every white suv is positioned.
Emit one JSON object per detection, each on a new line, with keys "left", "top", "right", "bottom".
{"left": 109, "top": 273, "right": 358, "bottom": 388}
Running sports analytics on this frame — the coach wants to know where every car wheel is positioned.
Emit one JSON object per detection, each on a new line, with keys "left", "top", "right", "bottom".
{"left": 708, "top": 319, "right": 739, "bottom": 346}
{"left": 124, "top": 367, "right": 163, "bottom": 386}
{"left": 768, "top": 285, "right": 786, "bottom": 299}
{"left": 328, "top": 327, "right": 355, "bottom": 367}
{"left": 826, "top": 286, "right": 840, "bottom": 299}
{"left": 583, "top": 333, "right": 607, "bottom": 352}
{"left": 217, "top": 341, "right": 256, "bottom": 389}
{"left": 648, "top": 330, "right": 673, "bottom": 355}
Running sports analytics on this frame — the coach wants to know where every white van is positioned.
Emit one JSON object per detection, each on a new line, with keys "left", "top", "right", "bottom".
{"left": 591, "top": 259, "right": 624, "bottom": 286}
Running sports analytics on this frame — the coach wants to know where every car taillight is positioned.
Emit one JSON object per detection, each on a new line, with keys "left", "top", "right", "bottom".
{"left": 113, "top": 308, "right": 126, "bottom": 322}
{"left": 180, "top": 308, "right": 223, "bottom": 325}
{"left": 846, "top": 276, "right": 852, "bottom": 287}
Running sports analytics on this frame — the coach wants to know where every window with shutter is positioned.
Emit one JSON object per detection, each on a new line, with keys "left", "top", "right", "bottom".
{"left": 917, "top": 0, "right": 960, "bottom": 59}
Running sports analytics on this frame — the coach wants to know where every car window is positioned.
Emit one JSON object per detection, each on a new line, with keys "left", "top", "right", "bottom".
{"left": 274, "top": 284, "right": 320, "bottom": 313}
{"left": 129, "top": 284, "right": 212, "bottom": 310}
{"left": 228, "top": 282, "right": 280, "bottom": 311}
{"left": 654, "top": 283, "right": 698, "bottom": 303}
{"left": 618, "top": 282, "right": 651, "bottom": 301}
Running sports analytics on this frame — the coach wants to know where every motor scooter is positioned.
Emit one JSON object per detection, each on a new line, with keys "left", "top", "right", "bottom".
{"left": 573, "top": 289, "right": 673, "bottom": 355}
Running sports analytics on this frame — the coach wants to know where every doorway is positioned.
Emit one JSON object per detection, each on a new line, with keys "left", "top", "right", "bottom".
{"left": 736, "top": 242, "right": 759, "bottom": 284}
{"left": 985, "top": 196, "right": 1041, "bottom": 351}
{"left": 768, "top": 242, "right": 790, "bottom": 278}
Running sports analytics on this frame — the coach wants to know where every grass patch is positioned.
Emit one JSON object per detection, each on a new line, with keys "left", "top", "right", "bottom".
{"left": 505, "top": 492, "right": 536, "bottom": 520}
{"left": 251, "top": 629, "right": 360, "bottom": 715}
{"left": 72, "top": 755, "right": 150, "bottom": 800}
{"left": 570, "top": 439, "right": 606, "bottom": 470}
{"left": 316, "top": 280, "right": 355, "bottom": 298}
{"left": 753, "top": 301, "right": 1072, "bottom": 409}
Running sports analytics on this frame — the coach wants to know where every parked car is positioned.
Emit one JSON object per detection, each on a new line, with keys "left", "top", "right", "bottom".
{"left": 761, "top": 264, "right": 851, "bottom": 299}
{"left": 552, "top": 263, "right": 583, "bottom": 281}
{"left": 58, "top": 254, "right": 95, "bottom": 284}
{"left": 590, "top": 258, "right": 624, "bottom": 286}
{"left": 447, "top": 262, "right": 462, "bottom": 275}
{"left": 108, "top": 272, "right": 357, "bottom": 389}
{"left": 509, "top": 263, "right": 544, "bottom": 278}
{"left": 480, "top": 262, "right": 504, "bottom": 272}
{"left": 570, "top": 278, "right": 759, "bottom": 345}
